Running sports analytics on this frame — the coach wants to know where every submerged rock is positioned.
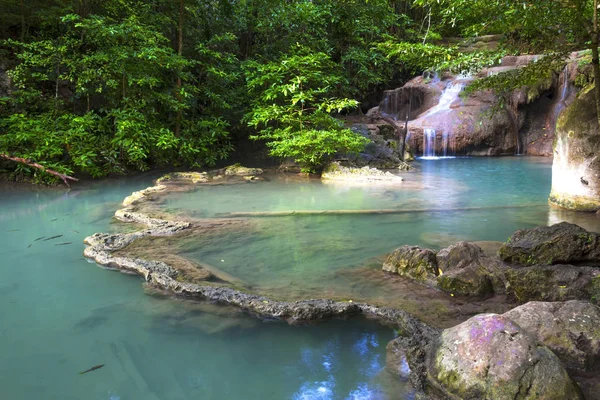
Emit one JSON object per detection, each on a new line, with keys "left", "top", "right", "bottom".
{"left": 503, "top": 301, "right": 600, "bottom": 371}
{"left": 321, "top": 161, "right": 404, "bottom": 183}
{"left": 498, "top": 222, "right": 600, "bottom": 266}
{"left": 427, "top": 313, "right": 584, "bottom": 400}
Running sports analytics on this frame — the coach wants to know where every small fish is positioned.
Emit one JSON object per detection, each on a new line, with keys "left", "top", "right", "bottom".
{"left": 50, "top": 218, "right": 58, "bottom": 222}
{"left": 55, "top": 242, "right": 73, "bottom": 246}
{"left": 43, "top": 235, "right": 63, "bottom": 241}
{"left": 79, "top": 364, "right": 104, "bottom": 375}
{"left": 8, "top": 229, "right": 19, "bottom": 232}
{"left": 28, "top": 244, "right": 32, "bottom": 248}
{"left": 70, "top": 230, "right": 79, "bottom": 234}
{"left": 34, "top": 236, "right": 45, "bottom": 241}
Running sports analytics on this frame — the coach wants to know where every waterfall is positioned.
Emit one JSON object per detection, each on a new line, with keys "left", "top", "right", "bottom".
{"left": 442, "top": 131, "right": 450, "bottom": 157}
{"left": 421, "top": 82, "right": 464, "bottom": 119}
{"left": 545, "top": 66, "right": 572, "bottom": 134}
{"left": 423, "top": 129, "right": 436, "bottom": 159}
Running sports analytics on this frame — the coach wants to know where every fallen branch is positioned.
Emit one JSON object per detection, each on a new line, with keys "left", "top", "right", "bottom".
{"left": 0, "top": 154, "right": 79, "bottom": 187}
{"left": 217, "top": 203, "right": 547, "bottom": 218}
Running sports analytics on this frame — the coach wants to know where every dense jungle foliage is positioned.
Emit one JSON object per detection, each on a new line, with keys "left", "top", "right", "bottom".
{"left": 1, "top": 0, "right": 599, "bottom": 180}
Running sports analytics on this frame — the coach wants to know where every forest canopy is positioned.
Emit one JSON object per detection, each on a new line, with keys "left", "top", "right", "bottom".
{"left": 0, "top": 0, "right": 596, "bottom": 180}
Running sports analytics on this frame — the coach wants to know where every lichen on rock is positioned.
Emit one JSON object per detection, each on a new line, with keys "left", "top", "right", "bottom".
{"left": 427, "top": 313, "right": 584, "bottom": 400}
{"left": 503, "top": 301, "right": 600, "bottom": 372}
{"left": 498, "top": 222, "right": 600, "bottom": 266}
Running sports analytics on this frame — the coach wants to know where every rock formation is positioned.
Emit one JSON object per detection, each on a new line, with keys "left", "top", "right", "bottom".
{"left": 550, "top": 85, "right": 600, "bottom": 212}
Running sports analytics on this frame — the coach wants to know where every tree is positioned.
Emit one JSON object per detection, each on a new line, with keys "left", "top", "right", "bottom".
{"left": 415, "top": 0, "right": 600, "bottom": 125}
{"left": 245, "top": 47, "right": 367, "bottom": 172}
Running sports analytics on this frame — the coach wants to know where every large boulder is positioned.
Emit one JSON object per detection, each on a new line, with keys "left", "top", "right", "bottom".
{"left": 383, "top": 245, "right": 439, "bottom": 286}
{"left": 383, "top": 242, "right": 507, "bottom": 297}
{"left": 504, "top": 264, "right": 600, "bottom": 303}
{"left": 550, "top": 85, "right": 600, "bottom": 212}
{"left": 504, "top": 301, "right": 600, "bottom": 371}
{"left": 436, "top": 242, "right": 505, "bottom": 297}
{"left": 498, "top": 222, "right": 600, "bottom": 266}
{"left": 345, "top": 124, "right": 413, "bottom": 170}
{"left": 427, "top": 314, "right": 584, "bottom": 400}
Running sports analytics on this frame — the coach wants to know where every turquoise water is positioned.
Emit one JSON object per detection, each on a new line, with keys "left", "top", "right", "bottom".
{"left": 157, "top": 158, "right": 600, "bottom": 311}
{"left": 0, "top": 178, "right": 402, "bottom": 400}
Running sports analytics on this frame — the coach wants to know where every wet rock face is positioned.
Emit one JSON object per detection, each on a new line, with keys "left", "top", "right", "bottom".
{"left": 498, "top": 222, "right": 600, "bottom": 266}
{"left": 503, "top": 301, "right": 600, "bottom": 372}
{"left": 427, "top": 313, "right": 584, "bottom": 400}
{"left": 550, "top": 85, "right": 600, "bottom": 212}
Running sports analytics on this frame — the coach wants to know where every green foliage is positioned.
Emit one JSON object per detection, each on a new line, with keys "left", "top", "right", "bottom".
{"left": 1, "top": 6, "right": 233, "bottom": 180}
{"left": 245, "top": 47, "right": 367, "bottom": 172}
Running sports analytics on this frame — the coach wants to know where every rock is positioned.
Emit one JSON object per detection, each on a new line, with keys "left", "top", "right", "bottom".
{"left": 498, "top": 222, "right": 600, "bottom": 266}
{"left": 223, "top": 164, "right": 264, "bottom": 177}
{"left": 321, "top": 161, "right": 404, "bottom": 183}
{"left": 427, "top": 313, "right": 584, "bottom": 400}
{"left": 503, "top": 264, "right": 600, "bottom": 303}
{"left": 550, "top": 85, "right": 600, "bottom": 212}
{"left": 122, "top": 184, "right": 167, "bottom": 207}
{"left": 344, "top": 124, "right": 412, "bottom": 170}
{"left": 156, "top": 172, "right": 211, "bottom": 184}
{"left": 504, "top": 301, "right": 600, "bottom": 371}
{"left": 383, "top": 246, "right": 439, "bottom": 286}
{"left": 383, "top": 242, "right": 508, "bottom": 297}
{"left": 436, "top": 242, "right": 505, "bottom": 297}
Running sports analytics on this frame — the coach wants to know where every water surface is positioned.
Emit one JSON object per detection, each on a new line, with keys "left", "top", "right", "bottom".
{"left": 0, "top": 178, "right": 401, "bottom": 400}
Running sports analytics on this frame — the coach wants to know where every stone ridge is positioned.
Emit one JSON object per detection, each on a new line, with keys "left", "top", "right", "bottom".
{"left": 82, "top": 171, "right": 434, "bottom": 333}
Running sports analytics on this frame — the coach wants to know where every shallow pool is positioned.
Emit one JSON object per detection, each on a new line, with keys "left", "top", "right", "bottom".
{"left": 0, "top": 177, "right": 402, "bottom": 400}
{"left": 147, "top": 158, "right": 600, "bottom": 320}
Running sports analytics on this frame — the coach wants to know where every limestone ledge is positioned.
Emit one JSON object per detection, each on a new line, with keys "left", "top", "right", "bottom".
{"left": 321, "top": 161, "right": 404, "bottom": 183}
{"left": 83, "top": 170, "right": 431, "bottom": 330}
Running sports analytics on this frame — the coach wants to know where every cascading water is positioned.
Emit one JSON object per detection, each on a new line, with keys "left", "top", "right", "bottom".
{"left": 419, "top": 81, "right": 465, "bottom": 159}
{"left": 423, "top": 128, "right": 437, "bottom": 159}
{"left": 442, "top": 131, "right": 451, "bottom": 157}
{"left": 421, "top": 82, "right": 465, "bottom": 119}
{"left": 549, "top": 66, "right": 571, "bottom": 129}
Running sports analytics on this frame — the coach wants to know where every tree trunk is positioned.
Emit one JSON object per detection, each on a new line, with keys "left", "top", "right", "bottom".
{"left": 0, "top": 154, "right": 79, "bottom": 186}
{"left": 592, "top": 0, "right": 600, "bottom": 127}
{"left": 20, "top": 0, "right": 25, "bottom": 42}
{"left": 174, "top": 0, "right": 184, "bottom": 137}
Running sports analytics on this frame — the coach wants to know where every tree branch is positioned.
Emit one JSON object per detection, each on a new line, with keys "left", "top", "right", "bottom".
{"left": 0, "top": 154, "right": 79, "bottom": 186}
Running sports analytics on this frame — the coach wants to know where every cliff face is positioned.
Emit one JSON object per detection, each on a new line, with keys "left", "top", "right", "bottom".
{"left": 371, "top": 56, "right": 577, "bottom": 158}
{"left": 550, "top": 85, "right": 600, "bottom": 212}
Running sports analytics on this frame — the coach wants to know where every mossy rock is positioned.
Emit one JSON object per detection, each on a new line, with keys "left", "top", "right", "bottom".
{"left": 498, "top": 222, "right": 600, "bottom": 266}
{"left": 427, "top": 314, "right": 584, "bottom": 400}
{"left": 156, "top": 172, "right": 211, "bottom": 184}
{"left": 224, "top": 164, "right": 264, "bottom": 177}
